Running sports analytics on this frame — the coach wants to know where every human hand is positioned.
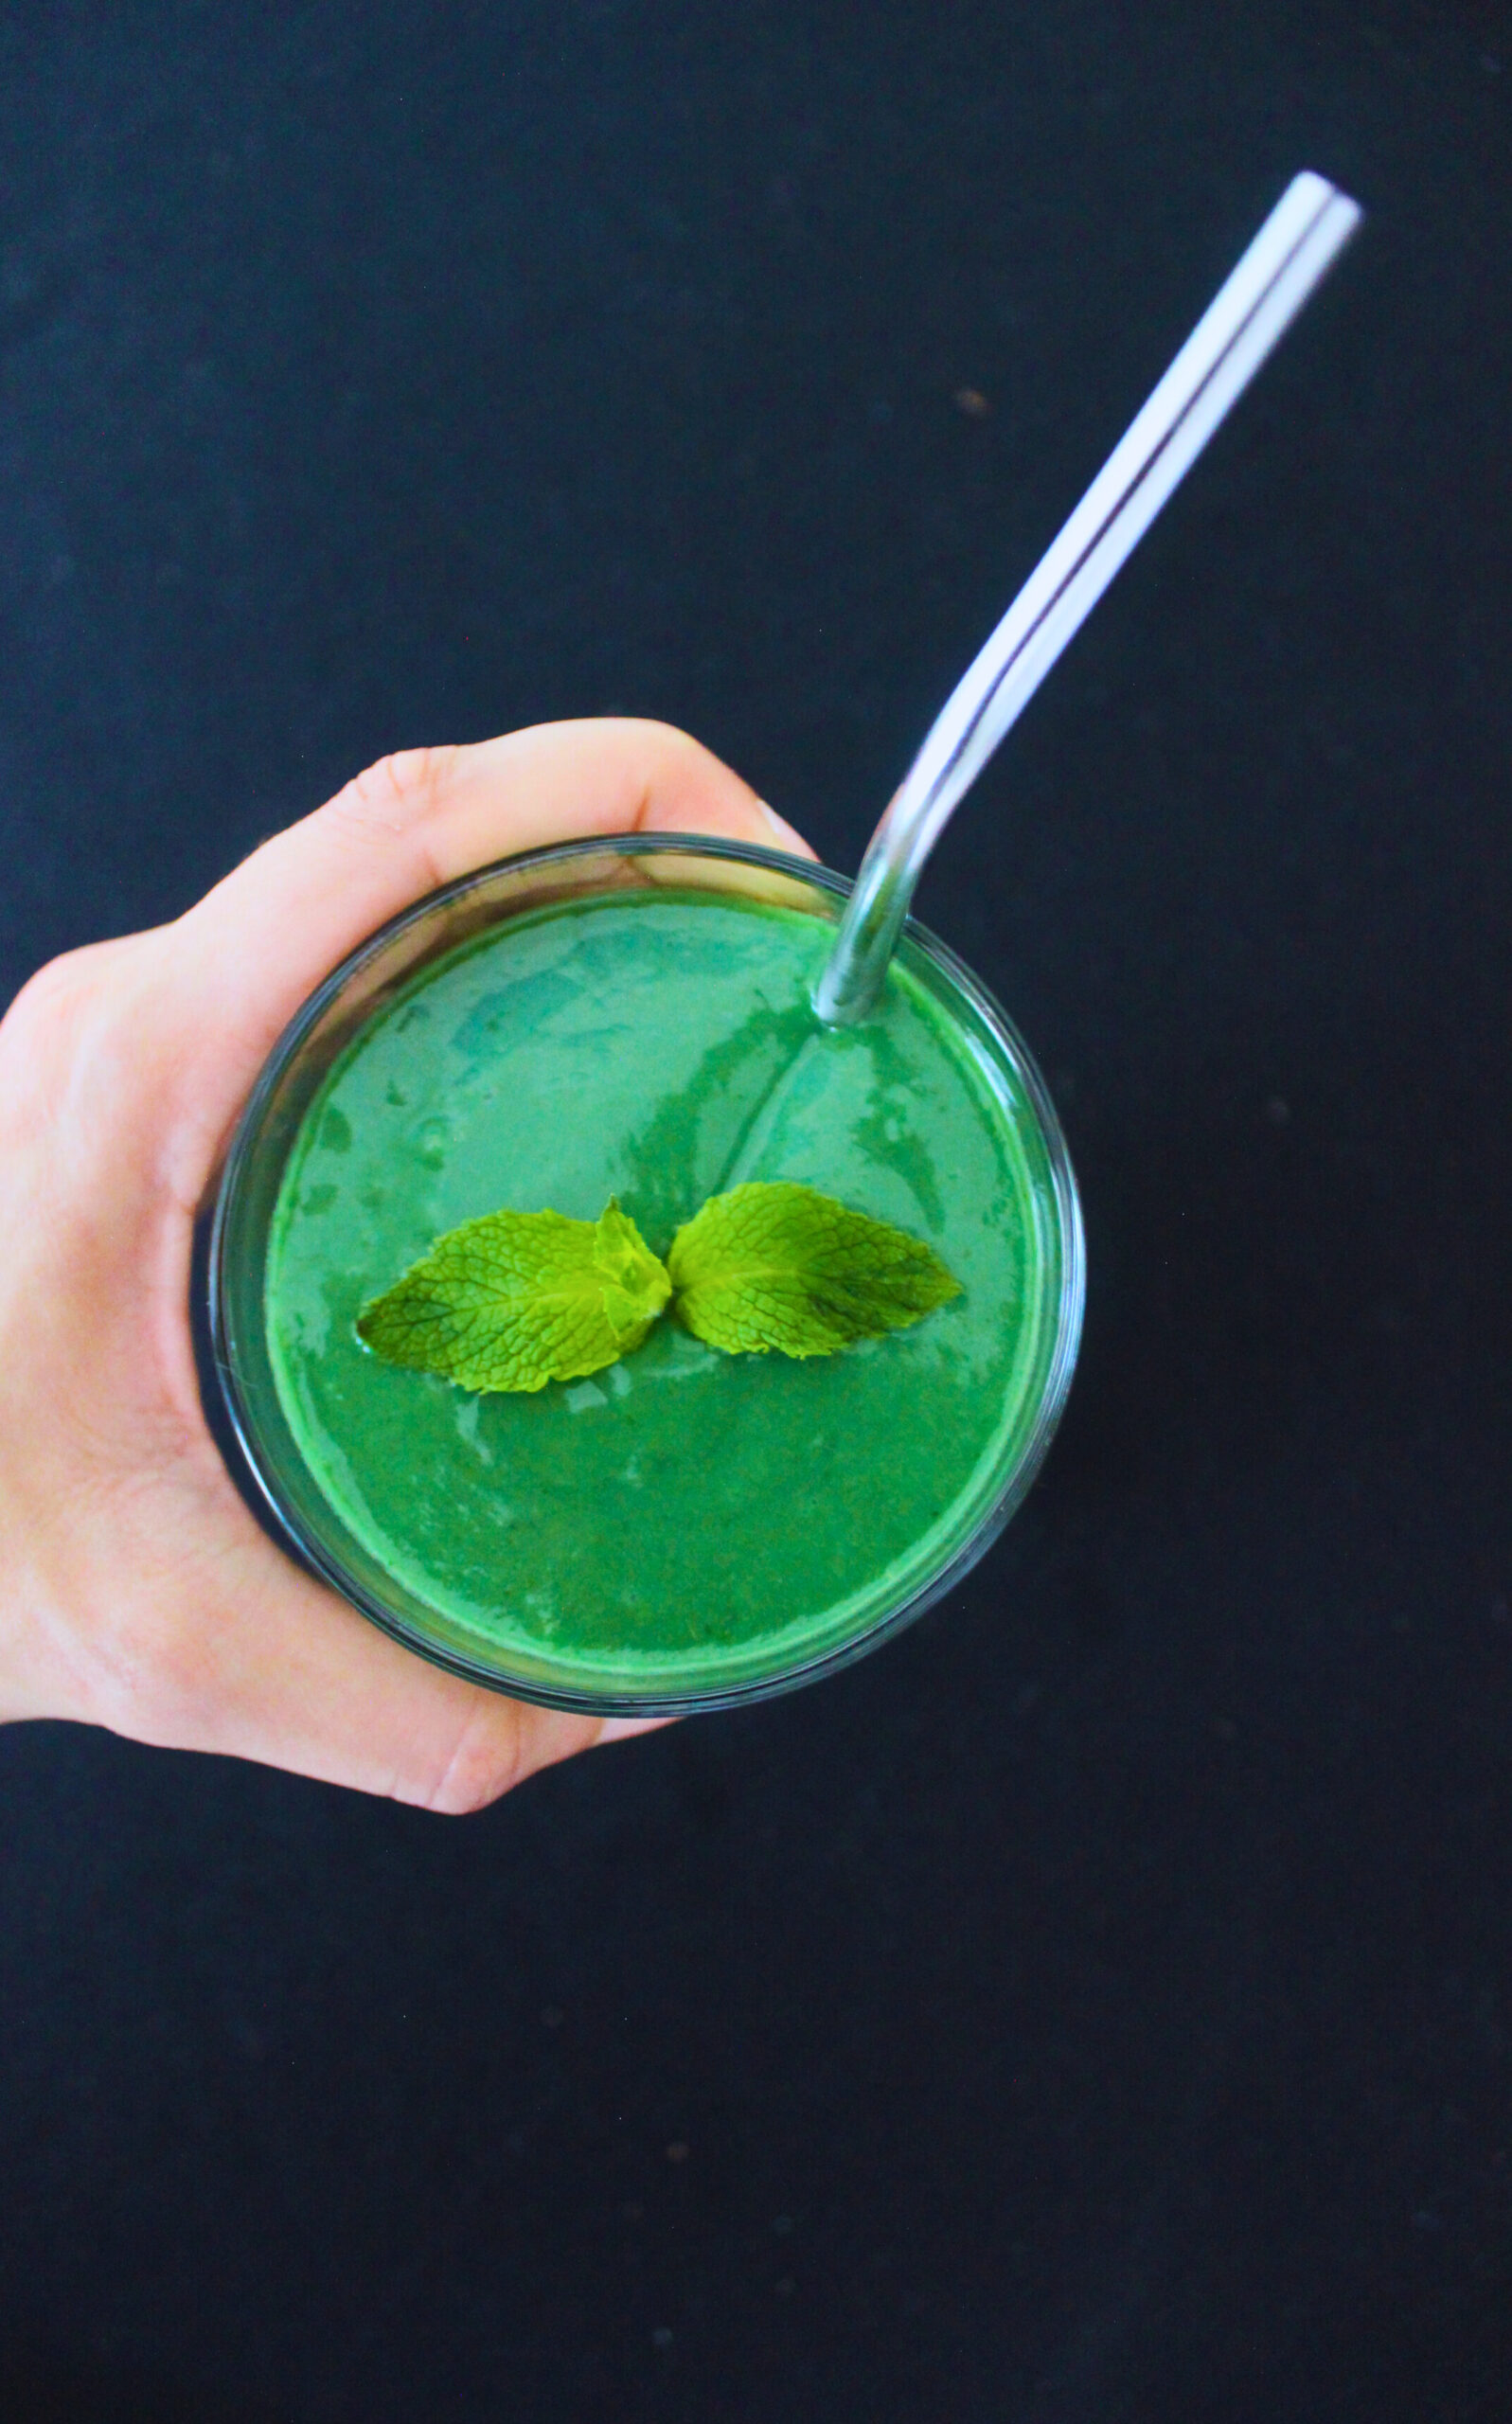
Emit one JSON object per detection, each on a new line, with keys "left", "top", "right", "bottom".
{"left": 0, "top": 722, "right": 812, "bottom": 1808}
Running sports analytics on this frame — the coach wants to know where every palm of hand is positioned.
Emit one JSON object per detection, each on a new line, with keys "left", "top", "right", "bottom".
{"left": 0, "top": 723, "right": 809, "bottom": 1806}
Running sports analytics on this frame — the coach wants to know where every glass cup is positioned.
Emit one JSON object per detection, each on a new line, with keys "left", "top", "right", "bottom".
{"left": 210, "top": 835, "right": 1085, "bottom": 1713}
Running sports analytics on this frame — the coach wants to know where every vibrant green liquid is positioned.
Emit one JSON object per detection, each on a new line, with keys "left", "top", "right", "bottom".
{"left": 264, "top": 890, "right": 1062, "bottom": 1695}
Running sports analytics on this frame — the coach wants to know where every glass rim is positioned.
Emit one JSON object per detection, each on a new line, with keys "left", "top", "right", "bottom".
{"left": 209, "top": 832, "right": 1086, "bottom": 1716}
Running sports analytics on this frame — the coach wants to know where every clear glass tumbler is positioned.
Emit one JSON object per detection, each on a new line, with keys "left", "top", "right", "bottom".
{"left": 211, "top": 835, "right": 1084, "bottom": 1713}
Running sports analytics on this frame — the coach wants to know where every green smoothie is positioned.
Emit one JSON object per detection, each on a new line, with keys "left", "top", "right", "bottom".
{"left": 260, "top": 883, "right": 1068, "bottom": 1698}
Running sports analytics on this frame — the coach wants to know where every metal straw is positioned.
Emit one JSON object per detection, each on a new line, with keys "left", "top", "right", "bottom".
{"left": 812, "top": 170, "right": 1363, "bottom": 1028}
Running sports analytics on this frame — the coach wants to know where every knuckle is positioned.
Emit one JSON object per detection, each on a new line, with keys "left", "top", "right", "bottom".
{"left": 420, "top": 1706, "right": 608, "bottom": 1815}
{"left": 421, "top": 1703, "right": 529, "bottom": 1816}
{"left": 0, "top": 935, "right": 169, "bottom": 1219}
{"left": 332, "top": 745, "right": 463, "bottom": 838}
{"left": 629, "top": 718, "right": 712, "bottom": 783}
{"left": 617, "top": 714, "right": 697, "bottom": 753}
{"left": 1, "top": 946, "right": 97, "bottom": 1072}
{"left": 0, "top": 942, "right": 134, "bottom": 1148}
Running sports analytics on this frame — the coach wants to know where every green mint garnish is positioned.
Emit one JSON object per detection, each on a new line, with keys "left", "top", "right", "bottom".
{"left": 667, "top": 1182, "right": 961, "bottom": 1359}
{"left": 357, "top": 1183, "right": 959, "bottom": 1392}
{"left": 356, "top": 1198, "right": 671, "bottom": 1393}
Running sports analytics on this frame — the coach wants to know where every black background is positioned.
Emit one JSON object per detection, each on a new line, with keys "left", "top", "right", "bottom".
{"left": 2, "top": 3, "right": 1510, "bottom": 2417}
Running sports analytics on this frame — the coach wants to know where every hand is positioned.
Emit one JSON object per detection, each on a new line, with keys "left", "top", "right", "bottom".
{"left": 0, "top": 722, "right": 812, "bottom": 1809}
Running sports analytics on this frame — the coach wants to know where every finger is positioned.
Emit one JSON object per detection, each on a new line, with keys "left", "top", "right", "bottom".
{"left": 163, "top": 720, "right": 813, "bottom": 1186}
{"left": 126, "top": 1487, "right": 670, "bottom": 1812}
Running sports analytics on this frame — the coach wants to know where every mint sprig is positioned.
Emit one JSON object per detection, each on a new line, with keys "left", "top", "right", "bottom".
{"left": 667, "top": 1182, "right": 961, "bottom": 1358}
{"left": 356, "top": 1199, "right": 670, "bottom": 1393}
{"left": 356, "top": 1182, "right": 960, "bottom": 1393}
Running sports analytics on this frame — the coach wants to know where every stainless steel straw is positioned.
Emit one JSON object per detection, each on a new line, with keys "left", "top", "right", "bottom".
{"left": 811, "top": 170, "right": 1363, "bottom": 1027}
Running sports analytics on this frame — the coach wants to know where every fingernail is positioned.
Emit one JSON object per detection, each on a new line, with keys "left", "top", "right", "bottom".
{"left": 757, "top": 799, "right": 809, "bottom": 855}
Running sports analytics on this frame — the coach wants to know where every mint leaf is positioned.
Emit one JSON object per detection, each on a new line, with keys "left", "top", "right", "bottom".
{"left": 357, "top": 1199, "right": 671, "bottom": 1392}
{"left": 667, "top": 1181, "right": 961, "bottom": 1360}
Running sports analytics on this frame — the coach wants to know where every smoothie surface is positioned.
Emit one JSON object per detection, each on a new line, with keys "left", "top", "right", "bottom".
{"left": 264, "top": 886, "right": 1061, "bottom": 1692}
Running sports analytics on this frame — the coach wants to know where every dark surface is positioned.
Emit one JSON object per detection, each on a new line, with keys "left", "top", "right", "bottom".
{"left": 2, "top": 3, "right": 1510, "bottom": 2417}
